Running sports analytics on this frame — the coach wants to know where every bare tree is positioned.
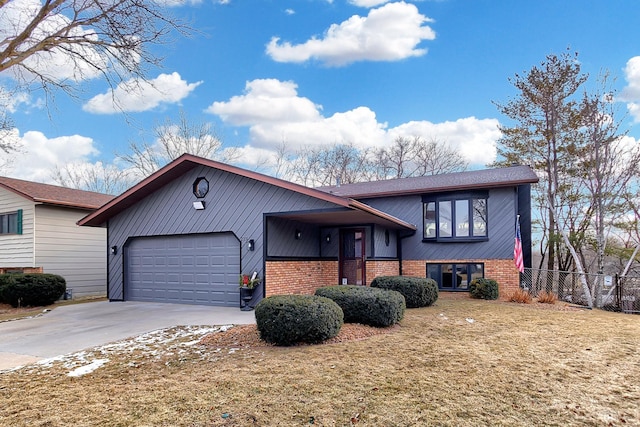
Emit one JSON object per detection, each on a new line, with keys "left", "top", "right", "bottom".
{"left": 0, "top": 0, "right": 189, "bottom": 155}
{"left": 118, "top": 111, "right": 236, "bottom": 177}
{"left": 0, "top": 0, "right": 187, "bottom": 97}
{"left": 374, "top": 136, "right": 416, "bottom": 179}
{"left": 374, "top": 136, "right": 467, "bottom": 180}
{"left": 575, "top": 74, "right": 640, "bottom": 276}
{"left": 286, "top": 143, "right": 374, "bottom": 187}
{"left": 52, "top": 161, "right": 133, "bottom": 195}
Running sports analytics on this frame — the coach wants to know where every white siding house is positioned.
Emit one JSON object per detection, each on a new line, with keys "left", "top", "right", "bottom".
{"left": 0, "top": 177, "right": 113, "bottom": 298}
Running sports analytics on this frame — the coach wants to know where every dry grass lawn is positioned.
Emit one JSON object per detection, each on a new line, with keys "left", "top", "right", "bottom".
{"left": 1, "top": 295, "right": 639, "bottom": 426}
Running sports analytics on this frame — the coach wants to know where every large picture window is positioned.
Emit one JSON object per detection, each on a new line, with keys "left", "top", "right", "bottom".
{"left": 427, "top": 263, "right": 484, "bottom": 291}
{"left": 0, "top": 210, "right": 22, "bottom": 235}
{"left": 423, "top": 193, "right": 487, "bottom": 241}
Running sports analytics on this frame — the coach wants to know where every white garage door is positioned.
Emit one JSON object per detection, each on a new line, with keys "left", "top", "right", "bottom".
{"left": 125, "top": 233, "right": 240, "bottom": 306}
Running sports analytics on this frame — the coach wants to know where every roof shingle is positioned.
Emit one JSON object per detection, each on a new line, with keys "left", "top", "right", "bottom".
{"left": 318, "top": 165, "right": 539, "bottom": 199}
{"left": 0, "top": 176, "right": 114, "bottom": 210}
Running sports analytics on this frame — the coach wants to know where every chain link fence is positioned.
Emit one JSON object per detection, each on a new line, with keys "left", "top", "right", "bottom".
{"left": 520, "top": 267, "right": 639, "bottom": 313}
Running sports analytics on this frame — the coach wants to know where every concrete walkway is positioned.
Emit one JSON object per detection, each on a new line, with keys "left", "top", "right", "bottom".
{"left": 0, "top": 301, "right": 255, "bottom": 370}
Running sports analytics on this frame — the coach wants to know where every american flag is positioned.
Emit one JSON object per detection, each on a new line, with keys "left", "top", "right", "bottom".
{"left": 514, "top": 216, "right": 524, "bottom": 273}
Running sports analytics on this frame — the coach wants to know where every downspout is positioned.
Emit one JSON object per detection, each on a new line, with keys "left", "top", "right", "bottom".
{"left": 106, "top": 220, "right": 110, "bottom": 300}
{"left": 397, "top": 228, "right": 416, "bottom": 276}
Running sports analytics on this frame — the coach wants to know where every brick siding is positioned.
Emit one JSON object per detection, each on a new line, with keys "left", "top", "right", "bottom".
{"left": 0, "top": 267, "right": 43, "bottom": 274}
{"left": 365, "top": 260, "right": 400, "bottom": 285}
{"left": 265, "top": 260, "right": 338, "bottom": 296}
{"left": 265, "top": 258, "right": 520, "bottom": 301}
{"left": 402, "top": 259, "right": 520, "bottom": 300}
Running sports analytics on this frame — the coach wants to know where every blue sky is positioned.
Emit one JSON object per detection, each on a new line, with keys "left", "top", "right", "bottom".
{"left": 3, "top": 0, "right": 640, "bottom": 184}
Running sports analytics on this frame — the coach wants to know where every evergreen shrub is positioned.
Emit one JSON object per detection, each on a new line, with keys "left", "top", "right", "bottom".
{"left": 469, "top": 277, "right": 499, "bottom": 300}
{"left": 370, "top": 276, "right": 438, "bottom": 308}
{"left": 254, "top": 295, "right": 343, "bottom": 346}
{"left": 0, "top": 273, "right": 66, "bottom": 307}
{"left": 315, "top": 285, "right": 405, "bottom": 327}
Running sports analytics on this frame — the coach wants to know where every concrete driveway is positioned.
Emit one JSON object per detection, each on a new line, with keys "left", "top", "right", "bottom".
{"left": 0, "top": 301, "right": 255, "bottom": 370}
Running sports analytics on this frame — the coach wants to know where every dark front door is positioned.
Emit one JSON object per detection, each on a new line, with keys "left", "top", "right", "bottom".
{"left": 339, "top": 229, "right": 366, "bottom": 285}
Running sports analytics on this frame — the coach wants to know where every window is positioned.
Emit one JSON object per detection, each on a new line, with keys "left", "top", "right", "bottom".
{"left": 0, "top": 210, "right": 22, "bottom": 235}
{"left": 423, "top": 193, "right": 487, "bottom": 241}
{"left": 193, "top": 177, "right": 209, "bottom": 198}
{"left": 427, "top": 262, "right": 484, "bottom": 291}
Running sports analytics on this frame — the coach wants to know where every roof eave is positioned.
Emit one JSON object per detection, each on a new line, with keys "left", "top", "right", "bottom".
{"left": 331, "top": 178, "right": 539, "bottom": 199}
{"left": 79, "top": 154, "right": 356, "bottom": 227}
{"left": 348, "top": 199, "right": 416, "bottom": 231}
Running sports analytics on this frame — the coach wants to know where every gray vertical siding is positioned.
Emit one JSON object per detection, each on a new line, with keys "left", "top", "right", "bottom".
{"left": 372, "top": 225, "right": 397, "bottom": 258}
{"left": 319, "top": 228, "right": 339, "bottom": 258}
{"left": 364, "top": 187, "right": 518, "bottom": 260}
{"left": 107, "top": 166, "right": 338, "bottom": 300}
{"left": 266, "top": 217, "right": 321, "bottom": 257}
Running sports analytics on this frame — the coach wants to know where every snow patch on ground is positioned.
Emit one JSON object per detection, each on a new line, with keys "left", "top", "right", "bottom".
{"left": 68, "top": 359, "right": 109, "bottom": 377}
{"left": 2, "top": 324, "right": 234, "bottom": 376}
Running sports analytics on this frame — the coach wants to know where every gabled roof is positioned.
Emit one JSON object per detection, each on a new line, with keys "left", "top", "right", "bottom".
{"left": 318, "top": 165, "right": 539, "bottom": 199}
{"left": 78, "top": 154, "right": 416, "bottom": 231}
{"left": 0, "top": 176, "right": 114, "bottom": 210}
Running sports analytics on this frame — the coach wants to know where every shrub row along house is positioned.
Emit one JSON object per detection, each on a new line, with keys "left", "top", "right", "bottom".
{"left": 0, "top": 177, "right": 114, "bottom": 298}
{"left": 77, "top": 154, "right": 538, "bottom": 307}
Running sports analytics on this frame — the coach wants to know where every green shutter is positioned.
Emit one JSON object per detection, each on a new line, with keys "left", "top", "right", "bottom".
{"left": 17, "top": 209, "right": 22, "bottom": 235}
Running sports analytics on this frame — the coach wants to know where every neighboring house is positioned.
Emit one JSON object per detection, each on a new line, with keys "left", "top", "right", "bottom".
{"left": 0, "top": 177, "right": 114, "bottom": 298}
{"left": 79, "top": 154, "right": 538, "bottom": 307}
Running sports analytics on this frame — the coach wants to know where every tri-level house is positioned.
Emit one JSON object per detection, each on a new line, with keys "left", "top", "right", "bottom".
{"left": 0, "top": 177, "right": 114, "bottom": 298}
{"left": 79, "top": 154, "right": 538, "bottom": 307}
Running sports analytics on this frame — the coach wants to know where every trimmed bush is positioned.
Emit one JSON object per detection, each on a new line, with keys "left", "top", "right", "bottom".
{"left": 254, "top": 295, "right": 343, "bottom": 346}
{"left": 370, "top": 276, "right": 438, "bottom": 308}
{"left": 469, "top": 277, "right": 499, "bottom": 300}
{"left": 0, "top": 273, "right": 66, "bottom": 307}
{"left": 0, "top": 274, "right": 11, "bottom": 303}
{"left": 315, "top": 285, "right": 405, "bottom": 327}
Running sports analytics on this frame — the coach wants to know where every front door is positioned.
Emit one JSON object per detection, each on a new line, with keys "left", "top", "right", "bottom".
{"left": 339, "top": 229, "right": 366, "bottom": 285}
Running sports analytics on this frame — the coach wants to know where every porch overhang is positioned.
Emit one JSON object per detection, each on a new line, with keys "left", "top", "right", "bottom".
{"left": 269, "top": 202, "right": 417, "bottom": 231}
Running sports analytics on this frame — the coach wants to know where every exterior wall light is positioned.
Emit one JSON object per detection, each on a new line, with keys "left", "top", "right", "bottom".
{"left": 295, "top": 229, "right": 302, "bottom": 240}
{"left": 248, "top": 239, "right": 255, "bottom": 251}
{"left": 325, "top": 234, "right": 331, "bottom": 243}
{"left": 110, "top": 245, "right": 118, "bottom": 255}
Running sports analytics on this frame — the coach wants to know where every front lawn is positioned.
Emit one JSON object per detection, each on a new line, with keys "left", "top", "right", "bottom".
{"left": 1, "top": 295, "right": 638, "bottom": 426}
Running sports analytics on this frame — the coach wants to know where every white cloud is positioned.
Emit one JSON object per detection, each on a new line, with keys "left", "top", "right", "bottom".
{"left": 2, "top": 130, "right": 100, "bottom": 183}
{"left": 207, "top": 79, "right": 322, "bottom": 125}
{"left": 285, "top": 9, "right": 295, "bottom": 15}
{"left": 349, "top": 0, "right": 390, "bottom": 7}
{"left": 266, "top": 1, "right": 436, "bottom": 66}
{"left": 389, "top": 117, "right": 501, "bottom": 166}
{"left": 207, "top": 78, "right": 500, "bottom": 168}
{"left": 0, "top": 88, "right": 31, "bottom": 113}
{"left": 620, "top": 56, "right": 640, "bottom": 122}
{"left": 83, "top": 72, "right": 202, "bottom": 114}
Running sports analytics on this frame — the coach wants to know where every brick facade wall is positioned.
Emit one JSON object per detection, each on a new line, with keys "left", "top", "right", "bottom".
{"left": 0, "top": 267, "right": 43, "bottom": 274}
{"left": 402, "top": 258, "right": 520, "bottom": 300}
{"left": 265, "top": 260, "right": 338, "bottom": 296}
{"left": 265, "top": 258, "right": 520, "bottom": 301}
{"left": 365, "top": 260, "right": 399, "bottom": 286}
{"left": 266, "top": 259, "right": 400, "bottom": 296}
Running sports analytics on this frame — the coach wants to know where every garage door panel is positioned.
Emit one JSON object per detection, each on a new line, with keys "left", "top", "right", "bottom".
{"left": 126, "top": 233, "right": 240, "bottom": 306}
